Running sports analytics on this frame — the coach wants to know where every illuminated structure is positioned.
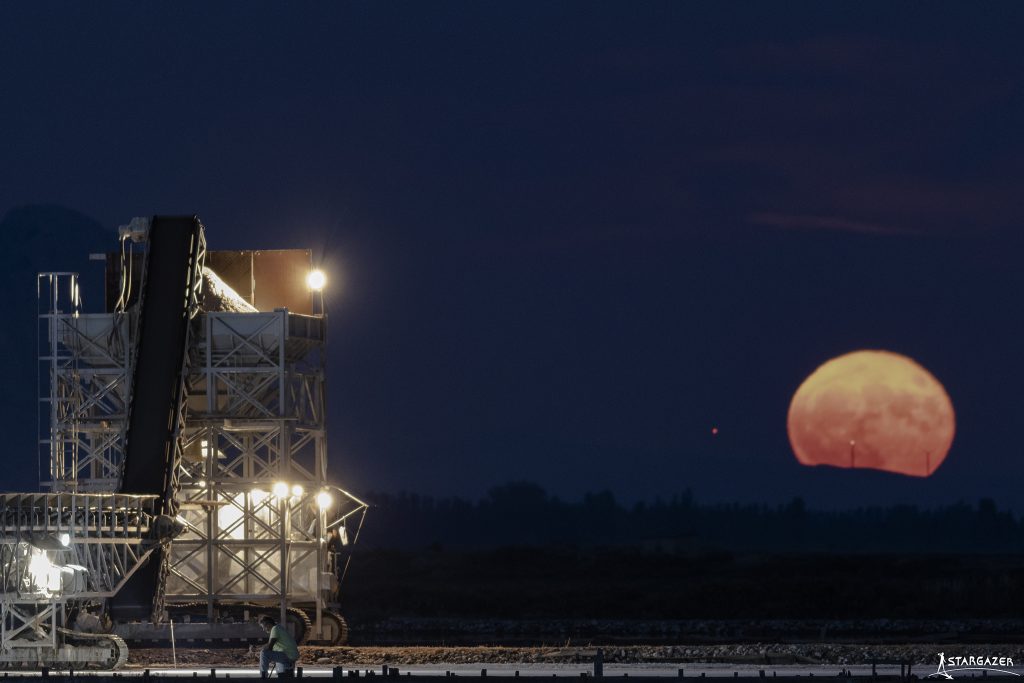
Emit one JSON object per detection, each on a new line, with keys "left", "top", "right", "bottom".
{"left": 169, "top": 303, "right": 361, "bottom": 643}
{"left": 0, "top": 493, "right": 169, "bottom": 668}
{"left": 11, "top": 218, "right": 366, "bottom": 667}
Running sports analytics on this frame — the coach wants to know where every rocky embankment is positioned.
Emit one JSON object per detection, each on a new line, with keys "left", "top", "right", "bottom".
{"left": 128, "top": 643, "right": 1024, "bottom": 668}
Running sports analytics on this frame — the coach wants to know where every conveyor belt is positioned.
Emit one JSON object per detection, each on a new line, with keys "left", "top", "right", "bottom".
{"left": 109, "top": 216, "right": 204, "bottom": 621}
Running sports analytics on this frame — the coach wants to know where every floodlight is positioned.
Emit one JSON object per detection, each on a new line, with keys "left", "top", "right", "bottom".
{"left": 306, "top": 270, "right": 326, "bottom": 291}
{"left": 316, "top": 491, "right": 333, "bottom": 510}
{"left": 27, "top": 551, "right": 53, "bottom": 590}
{"left": 291, "top": 484, "right": 304, "bottom": 498}
{"left": 26, "top": 532, "right": 73, "bottom": 551}
{"left": 272, "top": 481, "right": 289, "bottom": 498}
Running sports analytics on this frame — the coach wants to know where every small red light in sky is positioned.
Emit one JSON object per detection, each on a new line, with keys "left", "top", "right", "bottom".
{"left": 711, "top": 427, "right": 719, "bottom": 435}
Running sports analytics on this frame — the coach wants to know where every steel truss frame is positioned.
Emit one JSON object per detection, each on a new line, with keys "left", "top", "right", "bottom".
{"left": 0, "top": 493, "right": 161, "bottom": 665}
{"left": 38, "top": 274, "right": 134, "bottom": 493}
{"left": 39, "top": 271, "right": 366, "bottom": 641}
{"left": 169, "top": 311, "right": 367, "bottom": 638}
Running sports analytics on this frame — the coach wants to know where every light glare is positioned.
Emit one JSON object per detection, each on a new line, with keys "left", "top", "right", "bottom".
{"left": 306, "top": 270, "right": 326, "bottom": 291}
{"left": 316, "top": 491, "right": 333, "bottom": 510}
{"left": 27, "top": 550, "right": 55, "bottom": 592}
{"left": 272, "top": 481, "right": 289, "bottom": 498}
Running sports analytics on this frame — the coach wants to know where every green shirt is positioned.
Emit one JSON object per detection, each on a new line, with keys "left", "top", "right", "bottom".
{"left": 270, "top": 624, "right": 299, "bottom": 660}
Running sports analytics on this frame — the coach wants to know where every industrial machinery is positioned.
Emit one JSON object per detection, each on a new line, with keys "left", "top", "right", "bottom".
{"left": 0, "top": 216, "right": 366, "bottom": 668}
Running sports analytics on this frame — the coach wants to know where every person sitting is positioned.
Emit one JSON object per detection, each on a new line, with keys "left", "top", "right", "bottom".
{"left": 326, "top": 527, "right": 345, "bottom": 602}
{"left": 258, "top": 615, "right": 299, "bottom": 677}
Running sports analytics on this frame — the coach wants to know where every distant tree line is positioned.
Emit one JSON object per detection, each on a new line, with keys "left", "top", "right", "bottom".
{"left": 358, "top": 482, "right": 1023, "bottom": 553}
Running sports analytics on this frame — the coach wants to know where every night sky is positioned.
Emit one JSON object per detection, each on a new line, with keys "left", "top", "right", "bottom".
{"left": 2, "top": 3, "right": 1023, "bottom": 510}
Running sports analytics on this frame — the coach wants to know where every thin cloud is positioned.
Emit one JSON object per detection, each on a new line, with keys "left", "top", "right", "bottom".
{"left": 748, "top": 212, "right": 919, "bottom": 236}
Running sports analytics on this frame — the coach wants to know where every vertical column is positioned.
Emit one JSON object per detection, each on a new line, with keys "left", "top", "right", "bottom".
{"left": 279, "top": 493, "right": 288, "bottom": 626}
{"left": 204, "top": 314, "right": 216, "bottom": 622}
{"left": 278, "top": 309, "right": 290, "bottom": 626}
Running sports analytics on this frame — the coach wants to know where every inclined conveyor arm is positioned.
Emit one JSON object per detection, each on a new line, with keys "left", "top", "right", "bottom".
{"left": 109, "top": 216, "right": 204, "bottom": 621}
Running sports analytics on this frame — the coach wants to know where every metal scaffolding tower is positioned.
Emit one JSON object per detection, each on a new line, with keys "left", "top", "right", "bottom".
{"left": 35, "top": 225, "right": 366, "bottom": 649}
{"left": 170, "top": 309, "right": 364, "bottom": 641}
{"left": 38, "top": 273, "right": 134, "bottom": 493}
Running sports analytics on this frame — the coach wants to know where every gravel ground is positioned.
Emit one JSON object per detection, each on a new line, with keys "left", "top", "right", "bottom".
{"left": 126, "top": 644, "right": 1024, "bottom": 668}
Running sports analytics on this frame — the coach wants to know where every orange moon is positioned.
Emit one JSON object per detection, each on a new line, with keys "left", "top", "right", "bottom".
{"left": 787, "top": 350, "right": 955, "bottom": 477}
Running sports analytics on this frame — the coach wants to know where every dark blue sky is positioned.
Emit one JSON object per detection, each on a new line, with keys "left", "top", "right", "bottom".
{"left": 2, "top": 3, "right": 1023, "bottom": 509}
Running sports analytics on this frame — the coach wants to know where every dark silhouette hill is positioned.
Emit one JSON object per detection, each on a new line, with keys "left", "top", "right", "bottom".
{"left": 361, "top": 482, "right": 1024, "bottom": 554}
{"left": 341, "top": 483, "right": 1024, "bottom": 628}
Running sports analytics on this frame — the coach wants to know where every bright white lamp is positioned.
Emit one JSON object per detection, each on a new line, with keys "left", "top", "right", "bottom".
{"left": 306, "top": 270, "right": 326, "bottom": 291}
